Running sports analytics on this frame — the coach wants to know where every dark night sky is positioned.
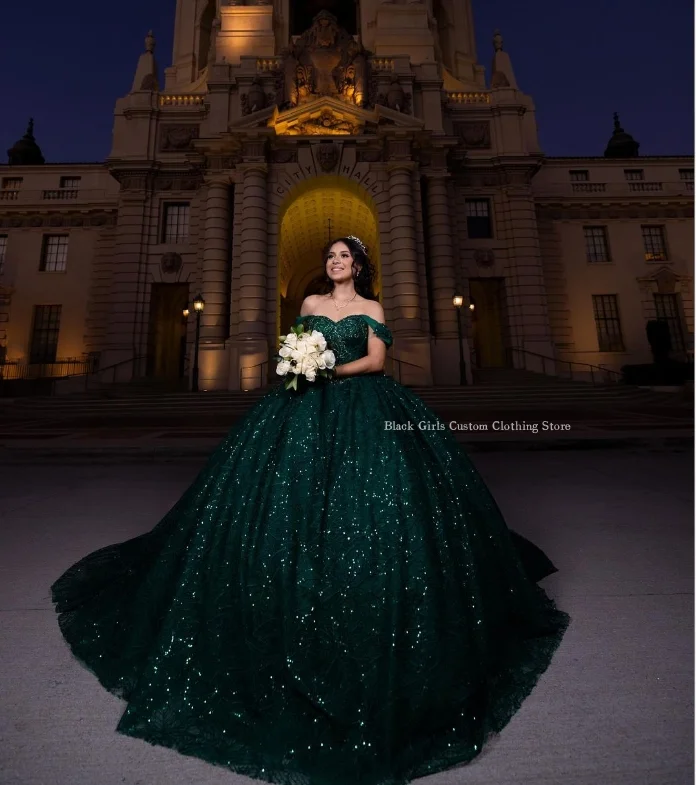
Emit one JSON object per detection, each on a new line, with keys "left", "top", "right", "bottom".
{"left": 0, "top": 0, "right": 693, "bottom": 163}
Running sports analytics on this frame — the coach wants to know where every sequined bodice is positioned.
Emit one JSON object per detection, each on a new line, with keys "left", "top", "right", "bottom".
{"left": 292, "top": 313, "right": 393, "bottom": 365}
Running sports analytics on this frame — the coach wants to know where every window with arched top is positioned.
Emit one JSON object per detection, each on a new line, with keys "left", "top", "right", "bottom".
{"left": 197, "top": 0, "right": 215, "bottom": 72}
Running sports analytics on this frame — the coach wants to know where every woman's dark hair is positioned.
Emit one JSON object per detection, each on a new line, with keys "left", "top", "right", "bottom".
{"left": 319, "top": 236, "right": 377, "bottom": 300}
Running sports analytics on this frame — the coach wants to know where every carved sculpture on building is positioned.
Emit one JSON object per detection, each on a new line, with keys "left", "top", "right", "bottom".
{"left": 453, "top": 121, "right": 491, "bottom": 149}
{"left": 369, "top": 74, "right": 412, "bottom": 113}
{"left": 280, "top": 109, "right": 360, "bottom": 136}
{"left": 277, "top": 11, "right": 368, "bottom": 109}
{"left": 161, "top": 252, "right": 183, "bottom": 275}
{"left": 241, "top": 77, "right": 268, "bottom": 114}
{"left": 159, "top": 124, "right": 200, "bottom": 151}
{"left": 316, "top": 142, "right": 339, "bottom": 172}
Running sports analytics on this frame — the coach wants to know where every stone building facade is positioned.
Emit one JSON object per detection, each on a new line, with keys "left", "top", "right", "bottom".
{"left": 0, "top": 0, "right": 693, "bottom": 390}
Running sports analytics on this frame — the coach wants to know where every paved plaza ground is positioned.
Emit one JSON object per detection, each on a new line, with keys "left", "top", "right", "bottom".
{"left": 0, "top": 447, "right": 693, "bottom": 785}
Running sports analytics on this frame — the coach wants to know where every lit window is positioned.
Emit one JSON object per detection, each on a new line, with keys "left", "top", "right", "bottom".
{"left": 59, "top": 176, "right": 81, "bottom": 190}
{"left": 464, "top": 199, "right": 492, "bottom": 239}
{"left": 641, "top": 225, "right": 668, "bottom": 262}
{"left": 654, "top": 293, "right": 686, "bottom": 352}
{"left": 583, "top": 226, "right": 611, "bottom": 262}
{"left": 1, "top": 177, "right": 22, "bottom": 190}
{"left": 592, "top": 295, "right": 624, "bottom": 352}
{"left": 162, "top": 203, "right": 190, "bottom": 244}
{"left": 29, "top": 304, "right": 62, "bottom": 363}
{"left": 624, "top": 169, "right": 644, "bottom": 181}
{"left": 40, "top": 235, "right": 69, "bottom": 272}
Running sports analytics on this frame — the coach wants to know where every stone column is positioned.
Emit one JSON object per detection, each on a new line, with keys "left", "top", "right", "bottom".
{"left": 201, "top": 179, "right": 230, "bottom": 342}
{"left": 103, "top": 174, "right": 149, "bottom": 379}
{"left": 227, "top": 146, "right": 270, "bottom": 390}
{"left": 387, "top": 138, "right": 421, "bottom": 336}
{"left": 425, "top": 172, "right": 458, "bottom": 337}
{"left": 500, "top": 176, "right": 554, "bottom": 368}
{"left": 425, "top": 169, "right": 472, "bottom": 384}
{"left": 383, "top": 137, "right": 432, "bottom": 384}
{"left": 237, "top": 161, "right": 268, "bottom": 337}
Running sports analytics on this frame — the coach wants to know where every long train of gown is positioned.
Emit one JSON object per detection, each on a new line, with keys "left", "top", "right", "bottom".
{"left": 51, "top": 312, "right": 570, "bottom": 785}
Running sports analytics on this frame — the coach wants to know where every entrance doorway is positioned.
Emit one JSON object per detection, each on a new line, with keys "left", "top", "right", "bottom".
{"left": 277, "top": 175, "right": 381, "bottom": 336}
{"left": 147, "top": 283, "right": 189, "bottom": 379}
{"left": 469, "top": 278, "right": 507, "bottom": 368}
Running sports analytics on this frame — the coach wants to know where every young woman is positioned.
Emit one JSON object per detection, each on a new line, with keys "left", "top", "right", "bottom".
{"left": 52, "top": 235, "right": 570, "bottom": 785}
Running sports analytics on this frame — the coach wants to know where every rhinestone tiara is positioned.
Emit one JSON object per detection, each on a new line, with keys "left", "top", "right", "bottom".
{"left": 346, "top": 235, "right": 367, "bottom": 255}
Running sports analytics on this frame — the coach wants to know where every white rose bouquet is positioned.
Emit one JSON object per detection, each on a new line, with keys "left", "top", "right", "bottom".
{"left": 274, "top": 322, "right": 337, "bottom": 391}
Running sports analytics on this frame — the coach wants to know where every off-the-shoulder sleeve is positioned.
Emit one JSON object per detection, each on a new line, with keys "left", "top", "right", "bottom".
{"left": 361, "top": 314, "right": 393, "bottom": 348}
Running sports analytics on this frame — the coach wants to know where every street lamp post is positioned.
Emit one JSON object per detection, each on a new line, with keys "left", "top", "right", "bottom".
{"left": 192, "top": 293, "right": 205, "bottom": 392}
{"left": 452, "top": 294, "right": 467, "bottom": 386}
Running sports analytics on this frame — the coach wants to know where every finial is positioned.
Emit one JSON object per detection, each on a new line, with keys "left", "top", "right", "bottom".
{"left": 145, "top": 30, "right": 155, "bottom": 53}
{"left": 493, "top": 29, "right": 504, "bottom": 52}
{"left": 7, "top": 118, "right": 45, "bottom": 165}
{"left": 604, "top": 111, "right": 639, "bottom": 158}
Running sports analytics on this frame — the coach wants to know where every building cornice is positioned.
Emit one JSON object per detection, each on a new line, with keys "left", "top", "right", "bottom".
{"left": 541, "top": 155, "right": 694, "bottom": 164}
{"left": 535, "top": 202, "right": 693, "bottom": 221}
{"left": 0, "top": 162, "right": 108, "bottom": 170}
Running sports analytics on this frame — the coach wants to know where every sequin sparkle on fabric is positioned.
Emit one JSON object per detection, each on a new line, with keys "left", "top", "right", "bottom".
{"left": 51, "top": 312, "right": 570, "bottom": 785}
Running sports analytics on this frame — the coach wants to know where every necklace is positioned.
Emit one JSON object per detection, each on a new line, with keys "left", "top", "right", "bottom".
{"left": 330, "top": 291, "right": 358, "bottom": 311}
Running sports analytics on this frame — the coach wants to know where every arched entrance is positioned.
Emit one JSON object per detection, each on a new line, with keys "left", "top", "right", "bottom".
{"left": 277, "top": 175, "right": 381, "bottom": 336}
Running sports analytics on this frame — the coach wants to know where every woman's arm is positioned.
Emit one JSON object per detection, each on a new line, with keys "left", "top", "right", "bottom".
{"left": 333, "top": 333, "right": 387, "bottom": 376}
{"left": 334, "top": 302, "right": 388, "bottom": 377}
{"left": 299, "top": 295, "right": 318, "bottom": 316}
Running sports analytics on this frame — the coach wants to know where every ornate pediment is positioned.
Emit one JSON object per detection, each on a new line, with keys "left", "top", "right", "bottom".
{"left": 268, "top": 96, "right": 423, "bottom": 136}
{"left": 636, "top": 266, "right": 685, "bottom": 295}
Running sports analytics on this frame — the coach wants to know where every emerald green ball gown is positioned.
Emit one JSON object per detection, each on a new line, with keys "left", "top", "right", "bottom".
{"left": 51, "top": 312, "right": 570, "bottom": 785}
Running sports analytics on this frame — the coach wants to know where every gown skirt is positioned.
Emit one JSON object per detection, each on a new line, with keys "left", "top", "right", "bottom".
{"left": 51, "top": 313, "right": 570, "bottom": 785}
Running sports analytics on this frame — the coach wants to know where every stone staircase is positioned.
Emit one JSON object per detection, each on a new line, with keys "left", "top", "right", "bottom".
{"left": 1, "top": 368, "right": 690, "bottom": 426}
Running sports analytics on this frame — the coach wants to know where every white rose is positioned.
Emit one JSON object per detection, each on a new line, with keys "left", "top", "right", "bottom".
{"left": 278, "top": 345, "right": 293, "bottom": 358}
{"left": 309, "top": 330, "right": 327, "bottom": 351}
{"left": 276, "top": 360, "right": 291, "bottom": 375}
{"left": 322, "top": 350, "right": 336, "bottom": 369}
{"left": 284, "top": 333, "right": 298, "bottom": 348}
{"left": 300, "top": 355, "right": 316, "bottom": 375}
{"left": 305, "top": 367, "right": 317, "bottom": 382}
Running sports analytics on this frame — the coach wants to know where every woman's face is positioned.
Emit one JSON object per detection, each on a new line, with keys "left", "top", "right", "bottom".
{"left": 326, "top": 242, "right": 360, "bottom": 284}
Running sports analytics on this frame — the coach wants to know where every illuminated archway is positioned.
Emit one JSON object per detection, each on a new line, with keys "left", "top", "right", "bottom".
{"left": 277, "top": 175, "right": 381, "bottom": 336}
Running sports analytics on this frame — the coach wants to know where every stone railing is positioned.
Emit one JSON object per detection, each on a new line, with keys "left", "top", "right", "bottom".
{"left": 42, "top": 189, "right": 80, "bottom": 200}
{"left": 537, "top": 181, "right": 693, "bottom": 198}
{"left": 445, "top": 91, "right": 491, "bottom": 104}
{"left": 256, "top": 58, "right": 280, "bottom": 71}
{"left": 0, "top": 189, "right": 113, "bottom": 204}
{"left": 159, "top": 94, "right": 206, "bottom": 108}
{"left": 371, "top": 58, "right": 395, "bottom": 72}
{"left": 628, "top": 181, "right": 663, "bottom": 192}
